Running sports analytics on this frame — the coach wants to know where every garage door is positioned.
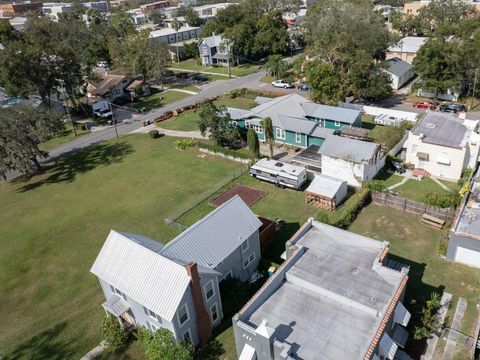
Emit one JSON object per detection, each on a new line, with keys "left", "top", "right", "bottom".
{"left": 455, "top": 247, "right": 480, "bottom": 268}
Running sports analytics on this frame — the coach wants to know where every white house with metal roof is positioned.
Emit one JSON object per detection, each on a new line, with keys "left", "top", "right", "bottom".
{"left": 232, "top": 219, "right": 411, "bottom": 360}
{"left": 90, "top": 195, "right": 262, "bottom": 346}
{"left": 386, "top": 57, "right": 414, "bottom": 90}
{"left": 404, "top": 112, "right": 480, "bottom": 180}
{"left": 227, "top": 94, "right": 362, "bottom": 149}
{"left": 387, "top": 36, "right": 426, "bottom": 64}
{"left": 305, "top": 174, "right": 348, "bottom": 210}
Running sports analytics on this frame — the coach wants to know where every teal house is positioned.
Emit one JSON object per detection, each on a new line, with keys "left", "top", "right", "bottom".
{"left": 227, "top": 94, "right": 362, "bottom": 148}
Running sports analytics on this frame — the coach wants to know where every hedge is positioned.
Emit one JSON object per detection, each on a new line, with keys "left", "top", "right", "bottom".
{"left": 198, "top": 143, "right": 251, "bottom": 160}
{"left": 330, "top": 189, "right": 371, "bottom": 229}
{"left": 229, "top": 88, "right": 279, "bottom": 99}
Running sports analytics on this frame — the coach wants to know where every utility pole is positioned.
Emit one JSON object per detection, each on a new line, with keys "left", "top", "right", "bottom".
{"left": 109, "top": 101, "right": 119, "bottom": 140}
{"left": 226, "top": 39, "right": 232, "bottom": 79}
{"left": 61, "top": 86, "right": 77, "bottom": 137}
{"left": 471, "top": 65, "right": 478, "bottom": 110}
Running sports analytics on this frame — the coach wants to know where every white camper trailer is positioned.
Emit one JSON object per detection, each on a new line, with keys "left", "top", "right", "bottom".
{"left": 249, "top": 158, "right": 307, "bottom": 190}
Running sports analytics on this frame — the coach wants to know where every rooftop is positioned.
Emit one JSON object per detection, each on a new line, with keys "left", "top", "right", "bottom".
{"left": 387, "top": 57, "right": 413, "bottom": 77}
{"left": 149, "top": 25, "right": 200, "bottom": 38}
{"left": 453, "top": 168, "right": 480, "bottom": 240}
{"left": 306, "top": 174, "right": 346, "bottom": 198}
{"left": 318, "top": 135, "right": 382, "bottom": 164}
{"left": 411, "top": 111, "right": 476, "bottom": 149}
{"left": 239, "top": 220, "right": 408, "bottom": 360}
{"left": 388, "top": 36, "right": 426, "bottom": 54}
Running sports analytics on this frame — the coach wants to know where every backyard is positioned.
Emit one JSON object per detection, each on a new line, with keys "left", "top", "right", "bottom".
{"left": 349, "top": 205, "right": 480, "bottom": 358}
{"left": 170, "top": 59, "right": 259, "bottom": 77}
{"left": 159, "top": 95, "right": 257, "bottom": 132}
{"left": 0, "top": 135, "right": 245, "bottom": 359}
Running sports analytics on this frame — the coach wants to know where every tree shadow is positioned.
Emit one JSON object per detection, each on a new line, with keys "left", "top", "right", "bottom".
{"left": 3, "top": 321, "right": 75, "bottom": 360}
{"left": 263, "top": 222, "right": 301, "bottom": 264}
{"left": 15, "top": 141, "right": 134, "bottom": 192}
{"left": 195, "top": 339, "right": 225, "bottom": 360}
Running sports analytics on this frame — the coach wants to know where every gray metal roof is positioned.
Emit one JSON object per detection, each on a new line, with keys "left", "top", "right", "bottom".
{"left": 388, "top": 36, "right": 426, "bottom": 54}
{"left": 291, "top": 145, "right": 323, "bottom": 168}
{"left": 318, "top": 136, "right": 381, "bottom": 164}
{"left": 412, "top": 111, "right": 468, "bottom": 149}
{"left": 200, "top": 34, "right": 223, "bottom": 48}
{"left": 226, "top": 107, "right": 257, "bottom": 120}
{"left": 243, "top": 221, "right": 407, "bottom": 360}
{"left": 274, "top": 115, "right": 316, "bottom": 134}
{"left": 338, "top": 102, "right": 365, "bottom": 112}
{"left": 302, "top": 102, "right": 361, "bottom": 124}
{"left": 306, "top": 174, "right": 346, "bottom": 198}
{"left": 310, "top": 126, "right": 335, "bottom": 139}
{"left": 251, "top": 93, "right": 309, "bottom": 121}
{"left": 160, "top": 195, "right": 262, "bottom": 269}
{"left": 91, "top": 230, "right": 191, "bottom": 322}
{"left": 387, "top": 57, "right": 413, "bottom": 77}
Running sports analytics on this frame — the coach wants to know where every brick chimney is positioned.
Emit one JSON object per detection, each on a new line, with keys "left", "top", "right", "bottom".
{"left": 185, "top": 262, "right": 212, "bottom": 345}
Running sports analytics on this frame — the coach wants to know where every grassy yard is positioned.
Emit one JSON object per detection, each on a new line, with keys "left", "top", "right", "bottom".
{"left": 361, "top": 114, "right": 400, "bottom": 150}
{"left": 395, "top": 178, "right": 451, "bottom": 202}
{"left": 129, "top": 90, "right": 191, "bottom": 110}
{"left": 349, "top": 205, "right": 480, "bottom": 357}
{"left": 166, "top": 84, "right": 200, "bottom": 93}
{"left": 171, "top": 59, "right": 259, "bottom": 77}
{"left": 0, "top": 135, "right": 245, "bottom": 359}
{"left": 160, "top": 96, "right": 257, "bottom": 132}
{"left": 40, "top": 124, "right": 89, "bottom": 151}
{"left": 374, "top": 170, "right": 404, "bottom": 188}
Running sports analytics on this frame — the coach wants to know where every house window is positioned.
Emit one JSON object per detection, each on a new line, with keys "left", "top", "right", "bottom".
{"left": 183, "top": 330, "right": 192, "bottom": 343}
{"left": 249, "top": 253, "right": 255, "bottom": 263}
{"left": 275, "top": 128, "right": 286, "bottom": 140}
{"left": 243, "top": 253, "right": 256, "bottom": 269}
{"left": 148, "top": 321, "right": 159, "bottom": 332}
{"left": 255, "top": 125, "right": 263, "bottom": 134}
{"left": 221, "top": 271, "right": 233, "bottom": 282}
{"left": 295, "top": 133, "right": 302, "bottom": 143}
{"left": 335, "top": 121, "right": 340, "bottom": 127}
{"left": 177, "top": 304, "right": 189, "bottom": 326}
{"left": 210, "top": 303, "right": 219, "bottom": 323}
{"left": 143, "top": 307, "right": 162, "bottom": 323}
{"left": 110, "top": 285, "right": 127, "bottom": 301}
{"left": 232, "top": 120, "right": 238, "bottom": 127}
{"left": 204, "top": 280, "right": 214, "bottom": 301}
{"left": 241, "top": 239, "right": 249, "bottom": 253}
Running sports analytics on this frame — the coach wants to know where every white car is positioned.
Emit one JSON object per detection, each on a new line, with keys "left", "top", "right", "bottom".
{"left": 94, "top": 108, "right": 113, "bottom": 119}
{"left": 271, "top": 79, "right": 293, "bottom": 88}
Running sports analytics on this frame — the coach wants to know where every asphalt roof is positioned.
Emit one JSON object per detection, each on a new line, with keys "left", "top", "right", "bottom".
{"left": 318, "top": 136, "right": 381, "bottom": 164}
{"left": 243, "top": 221, "right": 407, "bottom": 360}
{"left": 160, "top": 195, "right": 262, "bottom": 269}
{"left": 387, "top": 57, "right": 413, "bottom": 77}
{"left": 412, "top": 111, "right": 468, "bottom": 149}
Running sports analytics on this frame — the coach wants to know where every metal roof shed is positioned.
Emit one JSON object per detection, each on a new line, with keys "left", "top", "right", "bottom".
{"left": 305, "top": 174, "right": 348, "bottom": 211}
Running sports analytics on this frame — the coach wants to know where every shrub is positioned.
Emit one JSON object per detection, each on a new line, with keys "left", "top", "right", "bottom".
{"left": 247, "top": 128, "right": 260, "bottom": 159}
{"left": 101, "top": 315, "right": 130, "bottom": 352}
{"left": 228, "top": 88, "right": 277, "bottom": 99}
{"left": 148, "top": 130, "right": 160, "bottom": 139}
{"left": 137, "top": 326, "right": 194, "bottom": 360}
{"left": 198, "top": 143, "right": 251, "bottom": 160}
{"left": 423, "top": 192, "right": 460, "bottom": 209}
{"left": 174, "top": 139, "right": 195, "bottom": 150}
{"left": 363, "top": 180, "right": 388, "bottom": 193}
{"left": 331, "top": 189, "right": 371, "bottom": 228}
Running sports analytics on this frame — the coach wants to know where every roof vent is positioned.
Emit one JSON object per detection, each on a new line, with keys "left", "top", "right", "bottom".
{"left": 371, "top": 297, "right": 376, "bottom": 302}
{"left": 313, "top": 255, "right": 319, "bottom": 260}
{"left": 426, "top": 123, "right": 436, "bottom": 129}
{"left": 275, "top": 162, "right": 283, "bottom": 167}
{"left": 352, "top": 268, "right": 359, "bottom": 276}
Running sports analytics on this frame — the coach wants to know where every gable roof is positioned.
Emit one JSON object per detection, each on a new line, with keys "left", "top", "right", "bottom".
{"left": 90, "top": 230, "right": 191, "bottom": 322}
{"left": 306, "top": 174, "right": 346, "bottom": 198}
{"left": 318, "top": 136, "right": 381, "bottom": 164}
{"left": 200, "top": 34, "right": 223, "bottom": 48}
{"left": 160, "top": 195, "right": 262, "bottom": 269}
{"left": 87, "top": 74, "right": 131, "bottom": 97}
{"left": 302, "top": 102, "right": 360, "bottom": 124}
{"left": 387, "top": 57, "right": 412, "bottom": 77}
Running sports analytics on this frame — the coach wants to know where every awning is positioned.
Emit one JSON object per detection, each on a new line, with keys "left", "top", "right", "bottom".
{"left": 416, "top": 151, "right": 429, "bottom": 161}
{"left": 393, "top": 302, "right": 411, "bottom": 327}
{"left": 392, "top": 324, "right": 409, "bottom": 348}
{"left": 239, "top": 344, "right": 257, "bottom": 360}
{"left": 379, "top": 333, "right": 398, "bottom": 360}
{"left": 436, "top": 155, "right": 451, "bottom": 165}
{"left": 102, "top": 295, "right": 130, "bottom": 317}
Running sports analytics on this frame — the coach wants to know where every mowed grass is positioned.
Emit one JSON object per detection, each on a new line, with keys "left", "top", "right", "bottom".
{"left": 374, "top": 170, "right": 404, "bottom": 188}
{"left": 395, "top": 178, "right": 452, "bottom": 202}
{"left": 160, "top": 96, "right": 257, "bottom": 132}
{"left": 129, "top": 90, "right": 191, "bottom": 110}
{"left": 0, "top": 135, "right": 244, "bottom": 359}
{"left": 40, "top": 124, "right": 90, "bottom": 151}
{"left": 349, "top": 205, "right": 480, "bottom": 339}
{"left": 172, "top": 59, "right": 259, "bottom": 77}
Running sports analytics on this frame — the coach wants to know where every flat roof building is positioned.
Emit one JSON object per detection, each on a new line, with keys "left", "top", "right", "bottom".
{"left": 233, "top": 219, "right": 411, "bottom": 360}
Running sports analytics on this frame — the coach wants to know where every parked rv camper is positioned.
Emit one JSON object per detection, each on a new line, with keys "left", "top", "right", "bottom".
{"left": 249, "top": 158, "right": 307, "bottom": 190}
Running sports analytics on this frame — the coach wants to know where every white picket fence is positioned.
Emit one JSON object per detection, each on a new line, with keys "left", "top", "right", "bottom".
{"left": 363, "top": 105, "right": 418, "bottom": 122}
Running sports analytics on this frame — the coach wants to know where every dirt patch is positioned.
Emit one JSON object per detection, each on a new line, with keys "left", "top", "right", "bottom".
{"left": 210, "top": 184, "right": 267, "bottom": 207}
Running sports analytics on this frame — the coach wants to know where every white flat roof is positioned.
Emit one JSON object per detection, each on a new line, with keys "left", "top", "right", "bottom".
{"left": 306, "top": 174, "right": 346, "bottom": 198}
{"left": 149, "top": 26, "right": 200, "bottom": 38}
{"left": 252, "top": 158, "right": 306, "bottom": 178}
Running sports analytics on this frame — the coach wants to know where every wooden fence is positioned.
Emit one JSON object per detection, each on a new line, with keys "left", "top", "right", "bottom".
{"left": 371, "top": 192, "right": 455, "bottom": 220}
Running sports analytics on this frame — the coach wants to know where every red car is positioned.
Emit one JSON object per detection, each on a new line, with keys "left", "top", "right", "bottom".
{"left": 413, "top": 101, "right": 435, "bottom": 109}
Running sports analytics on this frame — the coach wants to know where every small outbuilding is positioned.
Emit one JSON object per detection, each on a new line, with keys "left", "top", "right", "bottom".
{"left": 387, "top": 57, "right": 414, "bottom": 90}
{"left": 305, "top": 174, "right": 348, "bottom": 211}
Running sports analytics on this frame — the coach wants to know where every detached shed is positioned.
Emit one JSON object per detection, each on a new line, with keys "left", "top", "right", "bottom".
{"left": 305, "top": 174, "right": 348, "bottom": 211}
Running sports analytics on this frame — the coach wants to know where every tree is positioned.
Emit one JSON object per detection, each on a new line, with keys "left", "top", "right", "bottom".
{"left": 137, "top": 327, "right": 194, "bottom": 360}
{"left": 183, "top": 41, "right": 199, "bottom": 59}
{"left": 198, "top": 101, "right": 238, "bottom": 146}
{"left": 265, "top": 54, "right": 289, "bottom": 79}
{"left": 148, "top": 9, "right": 165, "bottom": 25}
{"left": 0, "top": 19, "right": 17, "bottom": 43}
{"left": 108, "top": 11, "right": 135, "bottom": 39}
{"left": 101, "top": 315, "right": 130, "bottom": 352}
{"left": 0, "top": 105, "right": 63, "bottom": 178}
{"left": 247, "top": 128, "right": 260, "bottom": 159}
{"left": 306, "top": 61, "right": 345, "bottom": 105}
{"left": 171, "top": 19, "right": 182, "bottom": 63}
{"left": 413, "top": 292, "right": 442, "bottom": 340}
{"left": 254, "top": 11, "right": 289, "bottom": 56}
{"left": 262, "top": 117, "right": 274, "bottom": 159}
{"left": 175, "top": 5, "right": 201, "bottom": 27}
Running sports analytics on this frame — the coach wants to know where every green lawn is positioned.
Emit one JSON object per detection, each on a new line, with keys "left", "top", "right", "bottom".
{"left": 166, "top": 84, "right": 200, "bottom": 93}
{"left": 395, "top": 178, "right": 451, "bottom": 202}
{"left": 129, "top": 90, "right": 191, "bottom": 110}
{"left": 160, "top": 96, "right": 257, "bottom": 132}
{"left": 438, "top": 178, "right": 459, "bottom": 192}
{"left": 0, "top": 135, "right": 244, "bottom": 359}
{"left": 374, "top": 170, "right": 405, "bottom": 188}
{"left": 171, "top": 59, "right": 259, "bottom": 77}
{"left": 40, "top": 124, "right": 89, "bottom": 151}
{"left": 349, "top": 205, "right": 480, "bottom": 347}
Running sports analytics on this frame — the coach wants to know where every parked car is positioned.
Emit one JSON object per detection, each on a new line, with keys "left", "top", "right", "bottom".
{"left": 439, "top": 103, "right": 466, "bottom": 113}
{"left": 192, "top": 73, "right": 208, "bottom": 82}
{"left": 271, "top": 79, "right": 293, "bottom": 88}
{"left": 299, "top": 83, "right": 311, "bottom": 91}
{"left": 93, "top": 108, "right": 113, "bottom": 119}
{"left": 413, "top": 101, "right": 435, "bottom": 109}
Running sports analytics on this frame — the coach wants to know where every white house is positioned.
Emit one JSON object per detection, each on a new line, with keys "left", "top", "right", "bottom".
{"left": 387, "top": 57, "right": 414, "bottom": 90}
{"left": 318, "top": 136, "right": 386, "bottom": 187}
{"left": 387, "top": 36, "right": 426, "bottom": 64}
{"left": 404, "top": 112, "right": 480, "bottom": 180}
{"left": 149, "top": 26, "right": 201, "bottom": 45}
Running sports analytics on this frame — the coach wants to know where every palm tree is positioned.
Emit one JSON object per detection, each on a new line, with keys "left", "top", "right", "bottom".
{"left": 171, "top": 19, "right": 181, "bottom": 63}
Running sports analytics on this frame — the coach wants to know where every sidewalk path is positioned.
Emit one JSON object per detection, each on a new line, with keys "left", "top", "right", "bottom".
{"left": 80, "top": 341, "right": 106, "bottom": 360}
{"left": 132, "top": 124, "right": 207, "bottom": 140}
{"left": 164, "top": 88, "right": 198, "bottom": 95}
{"left": 167, "top": 67, "right": 238, "bottom": 78}
{"left": 443, "top": 297, "right": 467, "bottom": 360}
{"left": 431, "top": 177, "right": 451, "bottom": 192}
{"left": 388, "top": 175, "right": 411, "bottom": 190}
